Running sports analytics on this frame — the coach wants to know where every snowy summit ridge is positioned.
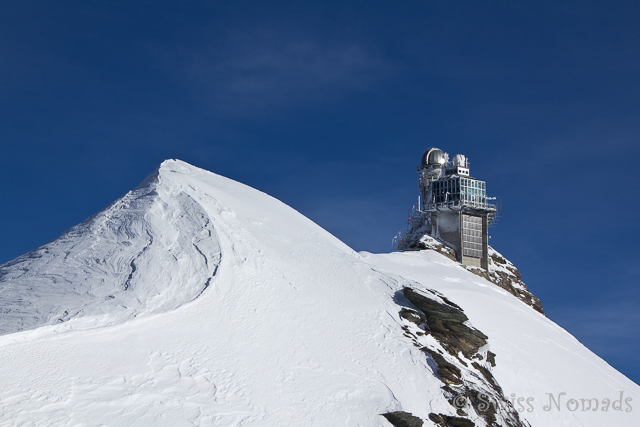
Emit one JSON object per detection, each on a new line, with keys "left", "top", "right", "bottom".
{"left": 0, "top": 159, "right": 221, "bottom": 334}
{"left": 0, "top": 159, "right": 638, "bottom": 427}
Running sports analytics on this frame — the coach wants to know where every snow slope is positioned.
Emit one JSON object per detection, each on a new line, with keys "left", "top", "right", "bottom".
{"left": 363, "top": 250, "right": 639, "bottom": 427}
{"left": 0, "top": 167, "right": 220, "bottom": 335}
{"left": 0, "top": 159, "right": 637, "bottom": 426}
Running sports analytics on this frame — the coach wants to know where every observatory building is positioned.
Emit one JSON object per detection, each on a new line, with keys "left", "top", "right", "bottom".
{"left": 394, "top": 148, "right": 497, "bottom": 270}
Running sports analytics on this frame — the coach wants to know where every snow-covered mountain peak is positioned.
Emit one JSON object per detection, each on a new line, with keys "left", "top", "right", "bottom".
{"left": 133, "top": 159, "right": 218, "bottom": 190}
{"left": 0, "top": 159, "right": 224, "bottom": 335}
{"left": 158, "top": 158, "right": 198, "bottom": 173}
{"left": 0, "top": 159, "right": 354, "bottom": 337}
{"left": 132, "top": 159, "right": 208, "bottom": 191}
{"left": 0, "top": 161, "right": 638, "bottom": 426}
{"left": 148, "top": 159, "right": 198, "bottom": 183}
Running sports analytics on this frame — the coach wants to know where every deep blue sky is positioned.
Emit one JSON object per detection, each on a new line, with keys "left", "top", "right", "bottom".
{"left": 1, "top": 1, "right": 639, "bottom": 384}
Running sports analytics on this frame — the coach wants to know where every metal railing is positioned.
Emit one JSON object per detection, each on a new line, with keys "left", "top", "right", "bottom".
{"left": 391, "top": 203, "right": 426, "bottom": 250}
{"left": 424, "top": 199, "right": 496, "bottom": 211}
{"left": 487, "top": 196, "right": 502, "bottom": 228}
{"left": 392, "top": 196, "right": 499, "bottom": 250}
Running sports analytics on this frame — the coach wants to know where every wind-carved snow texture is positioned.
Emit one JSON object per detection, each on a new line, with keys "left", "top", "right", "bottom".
{"left": 0, "top": 167, "right": 221, "bottom": 335}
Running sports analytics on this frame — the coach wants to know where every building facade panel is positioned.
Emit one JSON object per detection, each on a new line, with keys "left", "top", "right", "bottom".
{"left": 462, "top": 214, "right": 483, "bottom": 258}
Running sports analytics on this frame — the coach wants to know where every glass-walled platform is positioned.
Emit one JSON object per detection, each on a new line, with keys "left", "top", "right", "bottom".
{"left": 428, "top": 177, "right": 489, "bottom": 209}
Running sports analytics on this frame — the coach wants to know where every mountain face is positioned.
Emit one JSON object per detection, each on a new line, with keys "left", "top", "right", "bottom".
{"left": 0, "top": 159, "right": 638, "bottom": 427}
{"left": 0, "top": 167, "right": 220, "bottom": 335}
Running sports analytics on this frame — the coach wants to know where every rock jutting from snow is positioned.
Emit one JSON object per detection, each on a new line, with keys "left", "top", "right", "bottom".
{"left": 382, "top": 411, "right": 424, "bottom": 427}
{"left": 397, "top": 286, "right": 530, "bottom": 427}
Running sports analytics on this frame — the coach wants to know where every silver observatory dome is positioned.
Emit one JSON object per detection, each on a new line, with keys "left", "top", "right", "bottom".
{"left": 421, "top": 147, "right": 446, "bottom": 166}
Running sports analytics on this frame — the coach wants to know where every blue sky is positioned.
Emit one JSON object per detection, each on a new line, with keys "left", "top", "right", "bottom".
{"left": 1, "top": 1, "right": 639, "bottom": 383}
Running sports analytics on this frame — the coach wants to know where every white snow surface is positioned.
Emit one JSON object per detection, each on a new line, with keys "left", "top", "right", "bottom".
{"left": 0, "top": 166, "right": 220, "bottom": 335}
{"left": 0, "top": 159, "right": 638, "bottom": 426}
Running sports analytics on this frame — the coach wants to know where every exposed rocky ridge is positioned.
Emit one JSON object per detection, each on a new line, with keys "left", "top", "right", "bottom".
{"left": 402, "top": 288, "right": 487, "bottom": 359}
{"left": 409, "top": 234, "right": 544, "bottom": 315}
{"left": 385, "top": 286, "right": 531, "bottom": 427}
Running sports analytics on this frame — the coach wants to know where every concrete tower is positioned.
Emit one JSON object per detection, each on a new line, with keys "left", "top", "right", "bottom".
{"left": 395, "top": 148, "right": 497, "bottom": 270}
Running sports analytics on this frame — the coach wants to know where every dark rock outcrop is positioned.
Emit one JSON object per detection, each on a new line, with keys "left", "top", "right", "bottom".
{"left": 403, "top": 287, "right": 488, "bottom": 358}
{"left": 382, "top": 411, "right": 424, "bottom": 427}
{"left": 429, "top": 413, "right": 476, "bottom": 427}
{"left": 423, "top": 348, "right": 463, "bottom": 385}
{"left": 392, "top": 286, "right": 530, "bottom": 427}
